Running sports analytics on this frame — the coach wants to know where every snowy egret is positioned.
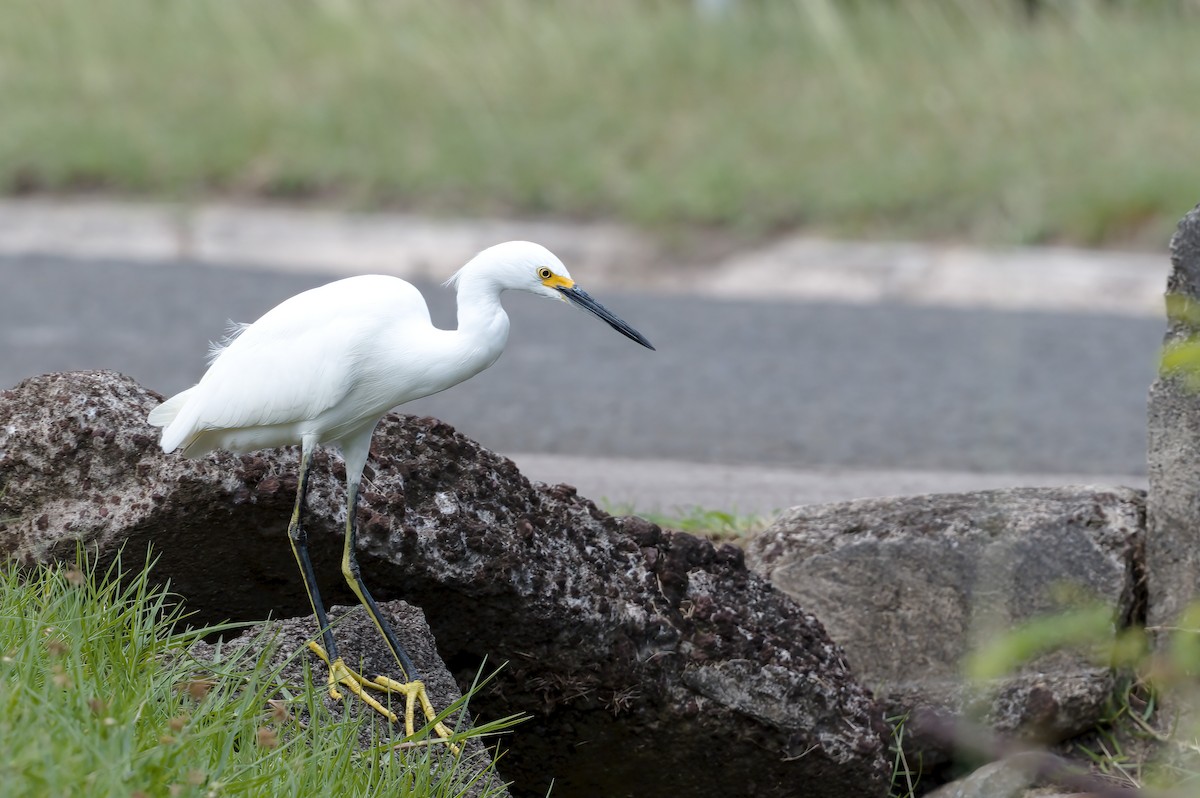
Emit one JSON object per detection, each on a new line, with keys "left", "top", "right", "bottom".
{"left": 148, "top": 240, "right": 654, "bottom": 742}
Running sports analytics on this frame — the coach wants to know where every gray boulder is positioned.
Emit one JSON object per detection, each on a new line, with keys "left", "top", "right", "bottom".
{"left": 746, "top": 487, "right": 1145, "bottom": 764}
{"left": 188, "top": 601, "right": 511, "bottom": 798}
{"left": 0, "top": 370, "right": 891, "bottom": 798}
{"left": 921, "top": 753, "right": 1041, "bottom": 798}
{"left": 1144, "top": 203, "right": 1200, "bottom": 778}
{"left": 1148, "top": 202, "right": 1200, "bottom": 638}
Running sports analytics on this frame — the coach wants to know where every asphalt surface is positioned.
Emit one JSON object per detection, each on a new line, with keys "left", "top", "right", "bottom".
{"left": 1, "top": 253, "right": 1162, "bottom": 507}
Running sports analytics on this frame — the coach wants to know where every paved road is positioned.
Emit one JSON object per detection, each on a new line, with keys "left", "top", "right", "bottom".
{"left": 1, "top": 253, "right": 1161, "bottom": 513}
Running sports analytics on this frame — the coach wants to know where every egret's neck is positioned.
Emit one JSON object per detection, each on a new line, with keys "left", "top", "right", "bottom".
{"left": 451, "top": 275, "right": 511, "bottom": 373}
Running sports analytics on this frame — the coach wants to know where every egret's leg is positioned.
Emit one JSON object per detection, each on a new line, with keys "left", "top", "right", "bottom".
{"left": 288, "top": 441, "right": 403, "bottom": 721}
{"left": 339, "top": 476, "right": 454, "bottom": 743}
{"left": 286, "top": 442, "right": 340, "bottom": 684}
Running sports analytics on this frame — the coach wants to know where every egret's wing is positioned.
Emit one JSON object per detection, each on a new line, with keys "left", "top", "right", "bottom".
{"left": 187, "top": 318, "right": 362, "bottom": 431}
{"left": 157, "top": 325, "right": 359, "bottom": 453}
{"left": 156, "top": 275, "right": 431, "bottom": 453}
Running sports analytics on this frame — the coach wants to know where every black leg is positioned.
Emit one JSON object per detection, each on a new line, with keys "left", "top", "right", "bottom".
{"left": 286, "top": 443, "right": 339, "bottom": 662}
{"left": 340, "top": 478, "right": 421, "bottom": 682}
{"left": 286, "top": 444, "right": 450, "bottom": 741}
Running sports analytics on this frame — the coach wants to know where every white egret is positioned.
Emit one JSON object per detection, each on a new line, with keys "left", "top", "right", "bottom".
{"left": 147, "top": 240, "right": 654, "bottom": 743}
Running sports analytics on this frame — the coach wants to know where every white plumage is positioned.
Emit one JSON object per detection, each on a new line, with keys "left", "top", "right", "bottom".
{"left": 151, "top": 240, "right": 652, "bottom": 469}
{"left": 152, "top": 274, "right": 485, "bottom": 458}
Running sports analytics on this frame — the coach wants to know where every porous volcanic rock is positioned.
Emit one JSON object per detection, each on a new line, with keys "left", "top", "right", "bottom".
{"left": 746, "top": 488, "right": 1146, "bottom": 768}
{"left": 188, "top": 601, "right": 510, "bottom": 798}
{"left": 1149, "top": 202, "right": 1200, "bottom": 636}
{"left": 0, "top": 370, "right": 890, "bottom": 798}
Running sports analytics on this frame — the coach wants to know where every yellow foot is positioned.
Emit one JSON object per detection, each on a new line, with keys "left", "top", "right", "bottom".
{"left": 306, "top": 641, "right": 457, "bottom": 749}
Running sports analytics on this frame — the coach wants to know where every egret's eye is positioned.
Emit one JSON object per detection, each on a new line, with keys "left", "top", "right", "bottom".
{"left": 537, "top": 267, "right": 553, "bottom": 281}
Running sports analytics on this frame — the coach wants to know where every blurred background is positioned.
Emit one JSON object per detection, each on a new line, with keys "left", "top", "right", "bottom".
{"left": 3, "top": 0, "right": 1198, "bottom": 245}
{"left": 1, "top": 0, "right": 1191, "bottom": 524}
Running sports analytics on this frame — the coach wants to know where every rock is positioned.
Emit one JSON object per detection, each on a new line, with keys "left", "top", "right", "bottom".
{"left": 1148, "top": 202, "right": 1200, "bottom": 638}
{"left": 1145, "top": 203, "right": 1200, "bottom": 777}
{"left": 188, "top": 600, "right": 509, "bottom": 798}
{"left": 0, "top": 370, "right": 891, "bottom": 798}
{"left": 746, "top": 487, "right": 1146, "bottom": 765}
{"left": 922, "top": 753, "right": 1041, "bottom": 798}
{"left": 920, "top": 752, "right": 1136, "bottom": 798}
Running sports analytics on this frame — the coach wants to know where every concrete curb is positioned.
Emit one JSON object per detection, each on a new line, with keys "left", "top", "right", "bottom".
{"left": 509, "top": 453, "right": 1148, "bottom": 519}
{"left": 702, "top": 236, "right": 1166, "bottom": 317}
{"left": 0, "top": 198, "right": 653, "bottom": 283}
{"left": 0, "top": 197, "right": 1169, "bottom": 317}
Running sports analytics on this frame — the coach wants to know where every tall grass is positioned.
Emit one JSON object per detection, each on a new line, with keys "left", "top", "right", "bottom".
{"left": 0, "top": 552, "right": 513, "bottom": 797}
{"left": 0, "top": 0, "right": 1196, "bottom": 245}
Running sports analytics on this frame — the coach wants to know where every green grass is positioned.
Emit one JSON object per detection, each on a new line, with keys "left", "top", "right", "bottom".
{"left": 0, "top": 552, "right": 515, "bottom": 798}
{"left": 0, "top": 0, "right": 1197, "bottom": 247}
{"left": 604, "top": 502, "right": 769, "bottom": 545}
{"left": 887, "top": 713, "right": 923, "bottom": 798}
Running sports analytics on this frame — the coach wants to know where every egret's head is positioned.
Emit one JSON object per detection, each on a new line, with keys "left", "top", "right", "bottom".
{"left": 449, "top": 240, "right": 655, "bottom": 350}
{"left": 447, "top": 241, "right": 570, "bottom": 295}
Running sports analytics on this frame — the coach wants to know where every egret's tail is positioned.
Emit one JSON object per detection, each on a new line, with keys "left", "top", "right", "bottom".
{"left": 147, "top": 388, "right": 197, "bottom": 452}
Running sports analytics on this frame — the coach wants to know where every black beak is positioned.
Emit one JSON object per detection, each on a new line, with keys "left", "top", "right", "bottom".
{"left": 559, "top": 286, "right": 655, "bottom": 350}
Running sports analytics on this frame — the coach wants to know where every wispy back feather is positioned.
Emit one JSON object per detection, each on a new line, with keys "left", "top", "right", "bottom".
{"left": 207, "top": 321, "right": 251, "bottom": 364}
